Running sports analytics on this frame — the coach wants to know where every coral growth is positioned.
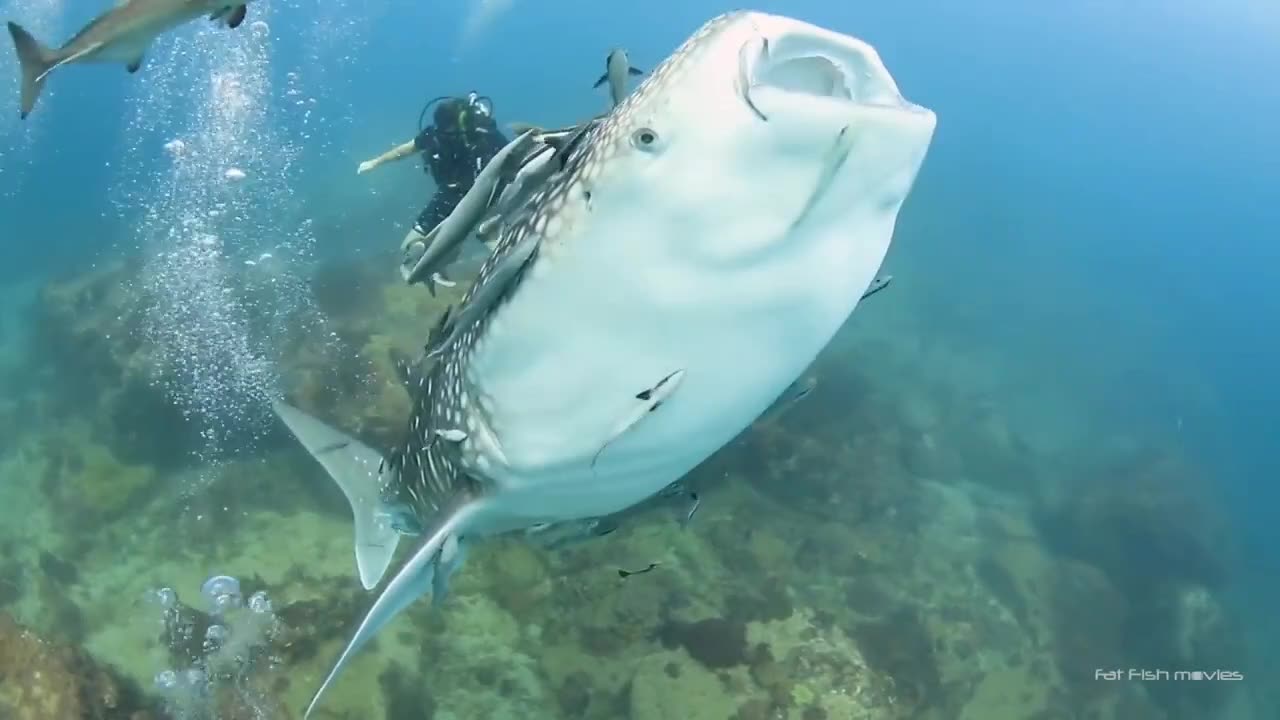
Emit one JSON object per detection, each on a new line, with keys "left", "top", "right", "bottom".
{"left": 658, "top": 617, "right": 749, "bottom": 669}
{"left": 0, "top": 611, "right": 159, "bottom": 719}
{"left": 850, "top": 607, "right": 942, "bottom": 710}
{"left": 0, "top": 248, "right": 1264, "bottom": 720}
{"left": 1035, "top": 447, "right": 1230, "bottom": 594}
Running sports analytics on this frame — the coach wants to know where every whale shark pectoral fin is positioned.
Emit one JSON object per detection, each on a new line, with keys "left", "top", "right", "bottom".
{"left": 304, "top": 496, "right": 485, "bottom": 720}
{"left": 270, "top": 400, "right": 400, "bottom": 590}
{"left": 628, "top": 66, "right": 645, "bottom": 76}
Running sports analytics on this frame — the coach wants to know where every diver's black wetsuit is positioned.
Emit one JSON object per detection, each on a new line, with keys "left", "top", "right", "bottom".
{"left": 411, "top": 98, "right": 509, "bottom": 233}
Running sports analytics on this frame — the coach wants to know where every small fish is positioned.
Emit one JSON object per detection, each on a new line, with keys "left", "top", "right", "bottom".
{"left": 530, "top": 517, "right": 619, "bottom": 550}
{"left": 593, "top": 47, "right": 645, "bottom": 107}
{"left": 617, "top": 562, "right": 660, "bottom": 579}
{"left": 591, "top": 369, "right": 686, "bottom": 468}
{"left": 434, "top": 429, "right": 467, "bottom": 442}
{"left": 224, "top": 167, "right": 246, "bottom": 181}
{"left": 860, "top": 274, "right": 893, "bottom": 300}
{"left": 425, "top": 229, "right": 540, "bottom": 358}
{"left": 401, "top": 130, "right": 537, "bottom": 287}
{"left": 6, "top": 0, "right": 253, "bottom": 118}
{"left": 474, "top": 214, "right": 503, "bottom": 240}
{"left": 490, "top": 142, "right": 557, "bottom": 215}
{"left": 756, "top": 375, "right": 818, "bottom": 425}
{"left": 682, "top": 492, "right": 700, "bottom": 527}
{"left": 657, "top": 481, "right": 700, "bottom": 528}
{"left": 545, "top": 120, "right": 596, "bottom": 171}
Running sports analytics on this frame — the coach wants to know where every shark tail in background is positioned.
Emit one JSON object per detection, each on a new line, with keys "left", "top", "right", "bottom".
{"left": 270, "top": 400, "right": 402, "bottom": 591}
{"left": 6, "top": 21, "right": 55, "bottom": 119}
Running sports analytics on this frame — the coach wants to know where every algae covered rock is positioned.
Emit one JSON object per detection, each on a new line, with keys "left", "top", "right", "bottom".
{"left": 39, "top": 429, "right": 159, "bottom": 522}
{"left": 629, "top": 650, "right": 738, "bottom": 720}
{"left": 1034, "top": 447, "right": 1230, "bottom": 594}
{"left": 428, "top": 594, "right": 556, "bottom": 719}
{"left": 0, "top": 611, "right": 160, "bottom": 719}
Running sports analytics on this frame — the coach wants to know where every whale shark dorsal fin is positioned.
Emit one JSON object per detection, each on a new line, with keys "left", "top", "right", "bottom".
{"left": 271, "top": 400, "right": 400, "bottom": 590}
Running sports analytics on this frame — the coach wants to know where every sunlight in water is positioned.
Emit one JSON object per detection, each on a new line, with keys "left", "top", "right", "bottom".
{"left": 460, "top": 0, "right": 515, "bottom": 52}
{"left": 277, "top": 0, "right": 389, "bottom": 156}
{"left": 0, "top": 0, "right": 63, "bottom": 194}
{"left": 109, "top": 11, "right": 329, "bottom": 482}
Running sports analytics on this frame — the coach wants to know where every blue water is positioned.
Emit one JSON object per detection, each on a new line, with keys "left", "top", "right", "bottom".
{"left": 1, "top": 0, "right": 1277, "bottom": 717}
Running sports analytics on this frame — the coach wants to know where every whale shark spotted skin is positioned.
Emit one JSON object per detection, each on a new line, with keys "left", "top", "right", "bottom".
{"left": 273, "top": 10, "right": 936, "bottom": 717}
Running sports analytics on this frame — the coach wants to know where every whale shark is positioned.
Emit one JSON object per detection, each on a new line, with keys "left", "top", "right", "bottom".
{"left": 272, "top": 10, "right": 936, "bottom": 716}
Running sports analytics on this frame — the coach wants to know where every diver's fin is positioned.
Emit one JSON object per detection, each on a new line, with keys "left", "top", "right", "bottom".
{"left": 592, "top": 72, "right": 608, "bottom": 88}
{"left": 125, "top": 51, "right": 144, "bottom": 74}
{"left": 226, "top": 4, "right": 247, "bottom": 29}
{"left": 304, "top": 496, "right": 486, "bottom": 719}
{"left": 628, "top": 66, "right": 644, "bottom": 76}
{"left": 6, "top": 22, "right": 56, "bottom": 119}
{"left": 270, "top": 400, "right": 400, "bottom": 591}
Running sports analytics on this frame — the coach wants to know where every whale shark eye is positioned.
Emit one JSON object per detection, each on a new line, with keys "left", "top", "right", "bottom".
{"left": 631, "top": 128, "right": 660, "bottom": 150}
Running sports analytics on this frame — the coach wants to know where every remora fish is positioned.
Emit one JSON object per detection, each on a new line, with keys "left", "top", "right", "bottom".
{"left": 593, "top": 47, "right": 645, "bottom": 107}
{"left": 400, "top": 129, "right": 537, "bottom": 290}
{"left": 6, "top": 0, "right": 252, "bottom": 119}
{"left": 273, "top": 11, "right": 935, "bottom": 717}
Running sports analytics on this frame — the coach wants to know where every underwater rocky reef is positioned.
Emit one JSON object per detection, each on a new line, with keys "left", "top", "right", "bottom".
{"left": 0, "top": 251, "right": 1267, "bottom": 720}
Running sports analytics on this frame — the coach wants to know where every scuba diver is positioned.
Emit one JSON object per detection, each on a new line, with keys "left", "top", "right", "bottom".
{"left": 357, "top": 92, "right": 509, "bottom": 269}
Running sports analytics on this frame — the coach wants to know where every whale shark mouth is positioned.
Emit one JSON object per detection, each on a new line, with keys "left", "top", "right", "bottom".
{"left": 739, "top": 16, "right": 934, "bottom": 129}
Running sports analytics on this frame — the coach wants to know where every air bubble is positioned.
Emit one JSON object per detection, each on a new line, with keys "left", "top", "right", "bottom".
{"left": 154, "top": 669, "right": 178, "bottom": 691}
{"left": 151, "top": 587, "right": 178, "bottom": 609}
{"left": 201, "top": 575, "right": 242, "bottom": 614}
{"left": 248, "top": 591, "right": 272, "bottom": 614}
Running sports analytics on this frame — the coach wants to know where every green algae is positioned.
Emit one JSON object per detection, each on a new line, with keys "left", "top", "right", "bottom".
{"left": 0, "top": 250, "right": 1260, "bottom": 720}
